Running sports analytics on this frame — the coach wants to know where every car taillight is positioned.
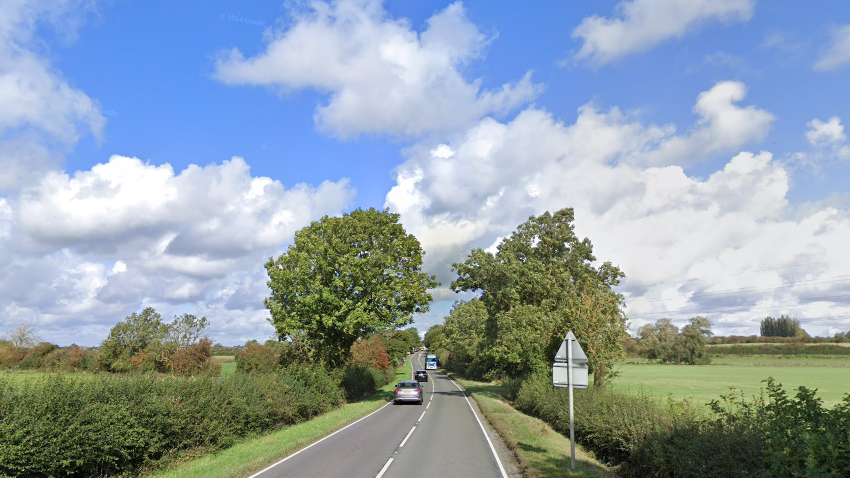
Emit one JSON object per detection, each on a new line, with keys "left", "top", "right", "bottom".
{"left": 395, "top": 389, "right": 401, "bottom": 393}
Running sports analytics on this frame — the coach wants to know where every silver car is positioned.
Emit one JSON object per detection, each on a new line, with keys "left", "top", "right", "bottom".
{"left": 393, "top": 380, "right": 423, "bottom": 405}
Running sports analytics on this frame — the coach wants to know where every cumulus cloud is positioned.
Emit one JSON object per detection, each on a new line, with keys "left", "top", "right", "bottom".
{"left": 387, "top": 87, "right": 850, "bottom": 336}
{"left": 0, "top": 0, "right": 105, "bottom": 190}
{"left": 1, "top": 156, "right": 354, "bottom": 345}
{"left": 640, "top": 81, "right": 774, "bottom": 166}
{"left": 814, "top": 24, "right": 850, "bottom": 71}
{"left": 214, "top": 0, "right": 540, "bottom": 138}
{"left": 573, "top": 0, "right": 754, "bottom": 64}
{"left": 791, "top": 116, "right": 850, "bottom": 166}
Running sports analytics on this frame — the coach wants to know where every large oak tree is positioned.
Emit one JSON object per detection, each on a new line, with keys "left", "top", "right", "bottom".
{"left": 450, "top": 208, "right": 628, "bottom": 384}
{"left": 264, "top": 208, "right": 438, "bottom": 368}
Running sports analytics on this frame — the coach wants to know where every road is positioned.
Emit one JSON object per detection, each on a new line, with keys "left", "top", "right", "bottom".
{"left": 248, "top": 351, "right": 515, "bottom": 478}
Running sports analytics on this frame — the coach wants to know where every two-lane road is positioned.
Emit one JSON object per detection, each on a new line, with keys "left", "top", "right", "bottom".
{"left": 249, "top": 352, "right": 511, "bottom": 478}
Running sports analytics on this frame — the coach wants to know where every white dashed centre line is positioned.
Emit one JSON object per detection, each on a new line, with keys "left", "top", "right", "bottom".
{"left": 399, "top": 426, "right": 416, "bottom": 448}
{"left": 375, "top": 457, "right": 394, "bottom": 478}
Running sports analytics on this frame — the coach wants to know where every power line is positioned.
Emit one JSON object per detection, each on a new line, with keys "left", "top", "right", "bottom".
{"left": 627, "top": 293, "right": 850, "bottom": 319}
{"left": 617, "top": 260, "right": 833, "bottom": 291}
{"left": 640, "top": 275, "right": 850, "bottom": 303}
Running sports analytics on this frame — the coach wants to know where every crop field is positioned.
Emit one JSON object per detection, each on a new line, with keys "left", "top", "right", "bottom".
{"left": 613, "top": 356, "right": 850, "bottom": 407}
{"left": 212, "top": 355, "right": 237, "bottom": 377}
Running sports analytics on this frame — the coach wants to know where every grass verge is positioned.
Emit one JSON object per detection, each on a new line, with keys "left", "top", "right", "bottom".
{"left": 451, "top": 375, "right": 612, "bottom": 478}
{"left": 145, "top": 360, "right": 412, "bottom": 478}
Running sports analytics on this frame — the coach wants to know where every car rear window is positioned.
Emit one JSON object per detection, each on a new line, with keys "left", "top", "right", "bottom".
{"left": 398, "top": 382, "right": 419, "bottom": 388}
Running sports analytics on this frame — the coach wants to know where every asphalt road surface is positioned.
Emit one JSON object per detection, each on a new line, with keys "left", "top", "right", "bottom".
{"left": 248, "top": 351, "right": 515, "bottom": 478}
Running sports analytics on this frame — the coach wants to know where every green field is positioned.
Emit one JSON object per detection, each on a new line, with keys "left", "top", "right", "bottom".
{"left": 212, "top": 355, "right": 237, "bottom": 377}
{"left": 708, "top": 342, "right": 850, "bottom": 347}
{"left": 613, "top": 358, "right": 850, "bottom": 407}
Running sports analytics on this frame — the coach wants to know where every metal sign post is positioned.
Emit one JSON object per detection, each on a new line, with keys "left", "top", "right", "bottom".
{"left": 567, "top": 335, "right": 575, "bottom": 471}
{"left": 552, "top": 331, "right": 588, "bottom": 472}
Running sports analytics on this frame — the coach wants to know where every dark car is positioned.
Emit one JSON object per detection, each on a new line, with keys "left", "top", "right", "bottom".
{"left": 414, "top": 370, "right": 428, "bottom": 382}
{"left": 393, "top": 380, "right": 423, "bottom": 405}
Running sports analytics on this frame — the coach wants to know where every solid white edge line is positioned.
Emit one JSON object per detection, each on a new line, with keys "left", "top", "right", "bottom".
{"left": 375, "top": 457, "right": 394, "bottom": 478}
{"left": 449, "top": 378, "right": 509, "bottom": 478}
{"left": 399, "top": 426, "right": 416, "bottom": 448}
{"left": 246, "top": 400, "right": 392, "bottom": 478}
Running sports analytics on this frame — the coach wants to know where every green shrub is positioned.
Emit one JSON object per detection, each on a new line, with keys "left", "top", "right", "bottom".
{"left": 513, "top": 374, "right": 850, "bottom": 477}
{"left": 0, "top": 366, "right": 344, "bottom": 477}
{"left": 339, "top": 364, "right": 392, "bottom": 401}
{"left": 236, "top": 344, "right": 281, "bottom": 373}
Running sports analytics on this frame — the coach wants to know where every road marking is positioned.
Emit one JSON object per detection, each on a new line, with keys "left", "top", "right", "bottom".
{"left": 418, "top": 410, "right": 427, "bottom": 422}
{"left": 375, "top": 457, "right": 394, "bottom": 478}
{"left": 449, "top": 378, "right": 510, "bottom": 478}
{"left": 426, "top": 401, "right": 431, "bottom": 409}
{"left": 246, "top": 401, "right": 392, "bottom": 478}
{"left": 399, "top": 426, "right": 416, "bottom": 448}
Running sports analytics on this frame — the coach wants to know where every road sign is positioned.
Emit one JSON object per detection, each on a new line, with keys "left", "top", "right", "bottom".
{"left": 554, "top": 331, "right": 587, "bottom": 363}
{"left": 552, "top": 362, "right": 588, "bottom": 388}
{"left": 552, "top": 331, "right": 588, "bottom": 471}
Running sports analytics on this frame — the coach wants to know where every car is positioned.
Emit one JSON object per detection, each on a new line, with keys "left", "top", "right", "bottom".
{"left": 414, "top": 370, "right": 428, "bottom": 382}
{"left": 393, "top": 380, "right": 423, "bottom": 405}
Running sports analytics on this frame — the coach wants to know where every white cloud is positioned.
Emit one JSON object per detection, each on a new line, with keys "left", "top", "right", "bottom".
{"left": 792, "top": 116, "right": 850, "bottom": 166}
{"left": 388, "top": 88, "right": 850, "bottom": 337}
{"left": 640, "top": 81, "right": 774, "bottom": 166}
{"left": 214, "top": 0, "right": 540, "bottom": 138}
{"left": 573, "top": 0, "right": 754, "bottom": 64}
{"left": 806, "top": 117, "right": 846, "bottom": 147}
{"left": 1, "top": 155, "right": 354, "bottom": 345}
{"left": 0, "top": 0, "right": 105, "bottom": 190}
{"left": 814, "top": 24, "right": 850, "bottom": 71}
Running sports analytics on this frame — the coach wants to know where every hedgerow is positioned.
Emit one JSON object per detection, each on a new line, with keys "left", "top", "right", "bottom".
{"left": 0, "top": 364, "right": 344, "bottom": 477}
{"left": 513, "top": 373, "right": 850, "bottom": 477}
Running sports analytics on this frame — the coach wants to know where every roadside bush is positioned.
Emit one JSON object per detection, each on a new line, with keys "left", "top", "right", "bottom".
{"left": 236, "top": 344, "right": 281, "bottom": 373}
{"left": 0, "top": 365, "right": 344, "bottom": 477}
{"left": 340, "top": 364, "right": 392, "bottom": 401}
{"left": 17, "top": 342, "right": 58, "bottom": 369}
{"left": 171, "top": 338, "right": 220, "bottom": 376}
{"left": 349, "top": 337, "right": 391, "bottom": 371}
{"left": 513, "top": 373, "right": 850, "bottom": 477}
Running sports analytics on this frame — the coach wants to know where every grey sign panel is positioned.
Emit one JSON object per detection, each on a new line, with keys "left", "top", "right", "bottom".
{"left": 554, "top": 331, "right": 588, "bottom": 363}
{"left": 552, "top": 362, "right": 588, "bottom": 388}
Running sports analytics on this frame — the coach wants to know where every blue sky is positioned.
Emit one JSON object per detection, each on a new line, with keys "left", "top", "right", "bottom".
{"left": 2, "top": 0, "right": 850, "bottom": 346}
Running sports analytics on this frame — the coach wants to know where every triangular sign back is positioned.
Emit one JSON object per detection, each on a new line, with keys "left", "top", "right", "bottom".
{"left": 554, "top": 331, "right": 588, "bottom": 363}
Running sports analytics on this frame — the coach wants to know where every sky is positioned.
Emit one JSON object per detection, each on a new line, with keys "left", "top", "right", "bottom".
{"left": 2, "top": 0, "right": 850, "bottom": 346}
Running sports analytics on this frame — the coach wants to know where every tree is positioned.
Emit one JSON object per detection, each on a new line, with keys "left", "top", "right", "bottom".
{"left": 2, "top": 323, "right": 40, "bottom": 348}
{"left": 760, "top": 315, "right": 808, "bottom": 338}
{"left": 99, "top": 307, "right": 169, "bottom": 372}
{"left": 636, "top": 317, "right": 712, "bottom": 365}
{"left": 349, "top": 337, "right": 391, "bottom": 371}
{"left": 677, "top": 316, "right": 713, "bottom": 365}
{"left": 442, "top": 300, "right": 489, "bottom": 373}
{"left": 451, "top": 208, "right": 628, "bottom": 384}
{"left": 264, "top": 208, "right": 439, "bottom": 368}
{"left": 168, "top": 313, "right": 209, "bottom": 349}
{"left": 423, "top": 324, "right": 445, "bottom": 350}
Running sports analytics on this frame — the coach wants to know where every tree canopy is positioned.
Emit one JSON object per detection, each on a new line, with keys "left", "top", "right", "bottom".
{"left": 761, "top": 315, "right": 809, "bottom": 338}
{"left": 264, "top": 207, "right": 438, "bottom": 368}
{"left": 448, "top": 208, "right": 628, "bottom": 384}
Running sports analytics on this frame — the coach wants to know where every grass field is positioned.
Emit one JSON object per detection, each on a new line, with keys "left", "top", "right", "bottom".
{"left": 212, "top": 355, "right": 237, "bottom": 377}
{"left": 708, "top": 342, "right": 850, "bottom": 347}
{"left": 612, "top": 359, "right": 850, "bottom": 407}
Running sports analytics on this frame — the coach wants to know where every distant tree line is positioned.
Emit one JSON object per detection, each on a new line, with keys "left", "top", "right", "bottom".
{"left": 630, "top": 317, "right": 714, "bottom": 364}
{"left": 760, "top": 315, "right": 809, "bottom": 338}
